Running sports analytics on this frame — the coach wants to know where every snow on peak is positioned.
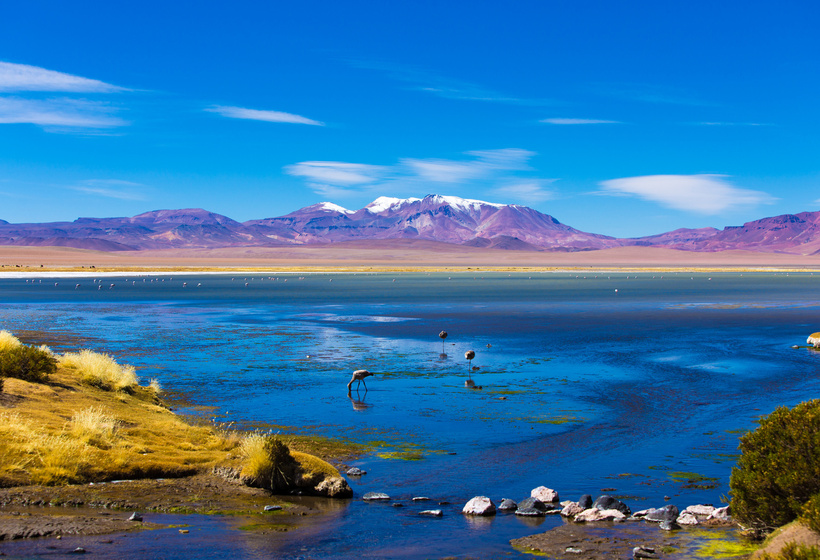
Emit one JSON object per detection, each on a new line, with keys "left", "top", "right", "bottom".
{"left": 366, "top": 196, "right": 421, "bottom": 213}
{"left": 317, "top": 202, "right": 353, "bottom": 214}
{"left": 365, "top": 194, "right": 505, "bottom": 214}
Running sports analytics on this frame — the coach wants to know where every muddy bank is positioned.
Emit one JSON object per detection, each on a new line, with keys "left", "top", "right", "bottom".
{"left": 0, "top": 472, "right": 338, "bottom": 541}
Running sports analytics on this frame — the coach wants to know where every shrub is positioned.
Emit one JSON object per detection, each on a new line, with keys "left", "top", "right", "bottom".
{"left": 59, "top": 350, "right": 138, "bottom": 391}
{"left": 802, "top": 494, "right": 820, "bottom": 533}
{"left": 240, "top": 434, "right": 297, "bottom": 492}
{"left": 730, "top": 400, "right": 820, "bottom": 529}
{"left": 0, "top": 344, "right": 57, "bottom": 383}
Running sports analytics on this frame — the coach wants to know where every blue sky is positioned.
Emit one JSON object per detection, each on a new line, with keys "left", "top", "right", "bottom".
{"left": 0, "top": 0, "right": 817, "bottom": 237}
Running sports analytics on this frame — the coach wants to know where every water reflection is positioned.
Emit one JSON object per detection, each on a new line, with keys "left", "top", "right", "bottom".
{"left": 348, "top": 393, "right": 372, "bottom": 411}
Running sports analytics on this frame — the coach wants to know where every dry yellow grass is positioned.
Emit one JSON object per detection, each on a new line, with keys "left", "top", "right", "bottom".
{"left": 0, "top": 330, "right": 22, "bottom": 352}
{"left": 58, "top": 350, "right": 139, "bottom": 391}
{"left": 0, "top": 367, "right": 240, "bottom": 487}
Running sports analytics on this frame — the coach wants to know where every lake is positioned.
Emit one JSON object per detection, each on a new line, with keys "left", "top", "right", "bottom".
{"left": 1, "top": 271, "right": 819, "bottom": 558}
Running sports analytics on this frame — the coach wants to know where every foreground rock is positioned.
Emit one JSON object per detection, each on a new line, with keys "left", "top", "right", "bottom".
{"left": 531, "top": 486, "right": 560, "bottom": 503}
{"left": 462, "top": 496, "right": 496, "bottom": 516}
{"left": 575, "top": 508, "right": 626, "bottom": 523}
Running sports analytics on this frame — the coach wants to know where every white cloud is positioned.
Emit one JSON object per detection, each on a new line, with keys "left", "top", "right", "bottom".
{"left": 286, "top": 148, "right": 549, "bottom": 200}
{"left": 0, "top": 97, "right": 127, "bottom": 129}
{"left": 694, "top": 122, "right": 770, "bottom": 126}
{"left": 0, "top": 61, "right": 126, "bottom": 93}
{"left": 494, "top": 180, "right": 556, "bottom": 204}
{"left": 541, "top": 118, "right": 620, "bottom": 125}
{"left": 598, "top": 174, "right": 777, "bottom": 214}
{"left": 72, "top": 180, "right": 147, "bottom": 200}
{"left": 206, "top": 105, "right": 324, "bottom": 126}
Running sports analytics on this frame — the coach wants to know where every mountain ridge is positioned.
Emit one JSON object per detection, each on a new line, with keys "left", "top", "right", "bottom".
{"left": 1, "top": 194, "right": 819, "bottom": 255}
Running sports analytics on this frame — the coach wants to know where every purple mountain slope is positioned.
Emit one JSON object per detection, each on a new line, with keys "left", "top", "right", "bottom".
{"left": 1, "top": 196, "right": 819, "bottom": 254}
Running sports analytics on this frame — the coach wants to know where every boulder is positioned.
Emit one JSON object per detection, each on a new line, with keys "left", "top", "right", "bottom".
{"left": 315, "top": 476, "right": 352, "bottom": 498}
{"left": 708, "top": 505, "right": 731, "bottom": 521}
{"left": 659, "top": 520, "right": 681, "bottom": 531}
{"left": 363, "top": 492, "right": 390, "bottom": 501}
{"left": 593, "top": 495, "right": 631, "bottom": 516}
{"left": 518, "top": 497, "right": 549, "bottom": 511}
{"left": 346, "top": 467, "right": 366, "bottom": 476}
{"left": 808, "top": 333, "right": 820, "bottom": 347}
{"left": 561, "top": 502, "right": 585, "bottom": 518}
{"left": 684, "top": 504, "right": 715, "bottom": 518}
{"left": 644, "top": 504, "right": 679, "bottom": 522}
{"left": 412, "top": 497, "right": 430, "bottom": 502}
{"left": 462, "top": 496, "right": 496, "bottom": 516}
{"left": 515, "top": 507, "right": 546, "bottom": 517}
{"left": 574, "top": 508, "right": 626, "bottom": 522}
{"left": 498, "top": 498, "right": 518, "bottom": 511}
{"left": 676, "top": 511, "right": 699, "bottom": 525}
{"left": 578, "top": 494, "right": 593, "bottom": 509}
{"left": 127, "top": 512, "right": 143, "bottom": 522}
{"left": 531, "top": 486, "right": 560, "bottom": 503}
{"left": 633, "top": 546, "right": 659, "bottom": 559}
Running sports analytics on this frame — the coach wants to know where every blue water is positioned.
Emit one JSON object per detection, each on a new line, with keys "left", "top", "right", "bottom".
{"left": 1, "top": 271, "right": 820, "bottom": 558}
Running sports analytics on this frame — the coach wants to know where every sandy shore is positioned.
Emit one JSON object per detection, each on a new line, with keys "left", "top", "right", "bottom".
{"left": 0, "top": 242, "right": 818, "bottom": 272}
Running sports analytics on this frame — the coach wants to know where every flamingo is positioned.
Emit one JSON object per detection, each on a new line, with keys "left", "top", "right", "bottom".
{"left": 347, "top": 369, "right": 373, "bottom": 393}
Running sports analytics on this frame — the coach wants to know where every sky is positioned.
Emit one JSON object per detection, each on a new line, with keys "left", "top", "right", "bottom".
{"left": 0, "top": 0, "right": 818, "bottom": 238}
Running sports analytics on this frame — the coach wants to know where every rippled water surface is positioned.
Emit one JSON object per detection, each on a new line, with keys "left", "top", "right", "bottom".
{"left": 1, "top": 271, "right": 820, "bottom": 558}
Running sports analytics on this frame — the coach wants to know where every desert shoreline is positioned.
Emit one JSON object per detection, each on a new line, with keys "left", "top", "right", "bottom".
{"left": 0, "top": 244, "right": 818, "bottom": 274}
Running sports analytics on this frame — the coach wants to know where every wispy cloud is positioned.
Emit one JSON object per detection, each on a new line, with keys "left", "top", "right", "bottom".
{"left": 0, "top": 61, "right": 126, "bottom": 93}
{"left": 693, "top": 122, "right": 771, "bottom": 127}
{"left": 352, "top": 60, "right": 557, "bottom": 107}
{"left": 285, "top": 148, "right": 550, "bottom": 203}
{"left": 598, "top": 174, "right": 777, "bottom": 214}
{"left": 602, "top": 83, "right": 716, "bottom": 107}
{"left": 541, "top": 118, "right": 621, "bottom": 125}
{"left": 494, "top": 180, "right": 557, "bottom": 204}
{"left": 206, "top": 105, "right": 324, "bottom": 126}
{"left": 71, "top": 179, "right": 147, "bottom": 201}
{"left": 0, "top": 97, "right": 127, "bottom": 129}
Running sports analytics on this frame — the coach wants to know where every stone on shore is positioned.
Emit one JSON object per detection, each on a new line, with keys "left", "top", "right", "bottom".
{"left": 593, "top": 495, "right": 631, "bottom": 516}
{"left": 574, "top": 508, "right": 626, "bottom": 523}
{"left": 644, "top": 504, "right": 679, "bottom": 522}
{"left": 531, "top": 486, "right": 560, "bottom": 503}
{"left": 633, "top": 545, "right": 659, "bottom": 559}
{"left": 659, "top": 520, "right": 681, "bottom": 531}
{"left": 127, "top": 512, "right": 143, "bottom": 522}
{"left": 463, "top": 496, "right": 496, "bottom": 516}
{"left": 708, "top": 505, "right": 731, "bottom": 521}
{"left": 363, "top": 492, "right": 390, "bottom": 501}
{"left": 676, "top": 511, "right": 699, "bottom": 525}
{"left": 561, "top": 502, "right": 586, "bottom": 517}
{"left": 808, "top": 332, "right": 820, "bottom": 347}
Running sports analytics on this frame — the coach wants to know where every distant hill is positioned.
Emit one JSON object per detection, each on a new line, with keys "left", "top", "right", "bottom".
{"left": 1, "top": 196, "right": 819, "bottom": 255}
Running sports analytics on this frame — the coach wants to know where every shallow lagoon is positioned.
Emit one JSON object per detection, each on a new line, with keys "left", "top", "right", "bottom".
{"left": 1, "top": 271, "right": 820, "bottom": 558}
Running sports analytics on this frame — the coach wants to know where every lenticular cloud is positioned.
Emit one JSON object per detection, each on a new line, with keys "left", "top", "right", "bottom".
{"left": 599, "top": 174, "right": 776, "bottom": 214}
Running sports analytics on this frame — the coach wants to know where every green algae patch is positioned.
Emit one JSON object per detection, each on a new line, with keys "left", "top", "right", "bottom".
{"left": 668, "top": 471, "right": 719, "bottom": 484}
{"left": 237, "top": 522, "right": 291, "bottom": 532}
{"left": 690, "top": 529, "right": 757, "bottom": 559}
{"left": 377, "top": 451, "right": 425, "bottom": 461}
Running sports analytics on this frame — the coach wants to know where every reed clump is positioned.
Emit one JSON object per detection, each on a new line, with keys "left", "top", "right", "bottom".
{"left": 59, "top": 349, "right": 138, "bottom": 391}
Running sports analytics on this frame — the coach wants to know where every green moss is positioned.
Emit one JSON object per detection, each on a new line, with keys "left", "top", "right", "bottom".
{"left": 691, "top": 530, "right": 758, "bottom": 559}
{"left": 669, "top": 471, "right": 719, "bottom": 484}
{"left": 377, "top": 451, "right": 424, "bottom": 461}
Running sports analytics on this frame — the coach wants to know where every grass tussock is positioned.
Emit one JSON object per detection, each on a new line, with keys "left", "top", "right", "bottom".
{"left": 70, "top": 406, "right": 118, "bottom": 448}
{"left": 59, "top": 349, "right": 138, "bottom": 391}
{"left": 0, "top": 330, "right": 22, "bottom": 352}
{"left": 148, "top": 377, "right": 163, "bottom": 396}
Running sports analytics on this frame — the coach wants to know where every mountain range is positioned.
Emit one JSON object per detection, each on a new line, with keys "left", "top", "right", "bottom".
{"left": 1, "top": 194, "right": 819, "bottom": 255}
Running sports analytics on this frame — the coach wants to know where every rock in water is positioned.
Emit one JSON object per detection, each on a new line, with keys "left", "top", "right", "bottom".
{"left": 419, "top": 509, "right": 443, "bottom": 517}
{"left": 644, "top": 504, "right": 679, "bottom": 522}
{"left": 574, "top": 508, "right": 626, "bottom": 522}
{"left": 515, "top": 507, "right": 546, "bottom": 517}
{"left": 498, "top": 498, "right": 518, "bottom": 511}
{"left": 346, "top": 467, "right": 366, "bottom": 476}
{"left": 560, "top": 502, "right": 585, "bottom": 517}
{"left": 531, "top": 486, "right": 560, "bottom": 503}
{"left": 462, "top": 496, "right": 496, "bottom": 516}
{"left": 708, "top": 505, "right": 731, "bottom": 521}
{"left": 683, "top": 504, "right": 715, "bottom": 518}
{"left": 363, "top": 492, "right": 391, "bottom": 501}
{"left": 315, "top": 476, "right": 352, "bottom": 498}
{"left": 633, "top": 546, "right": 659, "bottom": 559}
{"left": 659, "top": 520, "right": 681, "bottom": 531}
{"left": 676, "top": 511, "right": 699, "bottom": 525}
{"left": 593, "top": 495, "right": 631, "bottom": 516}
{"left": 578, "top": 494, "right": 593, "bottom": 509}
{"left": 518, "top": 497, "right": 549, "bottom": 511}
{"left": 128, "top": 512, "right": 143, "bottom": 522}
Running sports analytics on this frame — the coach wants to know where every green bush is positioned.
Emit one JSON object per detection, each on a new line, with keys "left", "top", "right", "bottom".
{"left": 763, "top": 542, "right": 820, "bottom": 560}
{"left": 802, "top": 494, "right": 820, "bottom": 533}
{"left": 730, "top": 400, "right": 820, "bottom": 529}
{"left": 240, "top": 435, "right": 298, "bottom": 492}
{"left": 0, "top": 344, "right": 57, "bottom": 383}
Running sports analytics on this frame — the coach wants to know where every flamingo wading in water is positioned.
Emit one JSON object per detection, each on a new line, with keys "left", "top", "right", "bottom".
{"left": 347, "top": 369, "right": 373, "bottom": 393}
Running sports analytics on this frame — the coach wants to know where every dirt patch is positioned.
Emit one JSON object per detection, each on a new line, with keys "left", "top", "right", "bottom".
{"left": 750, "top": 522, "right": 820, "bottom": 559}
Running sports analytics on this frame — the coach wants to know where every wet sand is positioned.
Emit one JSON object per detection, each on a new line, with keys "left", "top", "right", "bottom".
{"left": 0, "top": 242, "right": 819, "bottom": 271}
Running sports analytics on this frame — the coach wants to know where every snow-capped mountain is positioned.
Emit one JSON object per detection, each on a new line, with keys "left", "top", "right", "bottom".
{"left": 1, "top": 195, "right": 819, "bottom": 254}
